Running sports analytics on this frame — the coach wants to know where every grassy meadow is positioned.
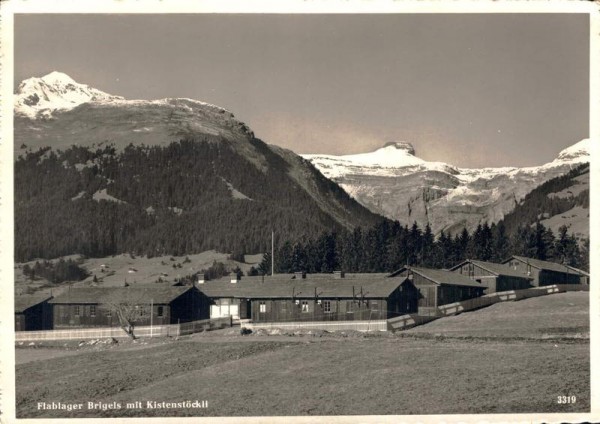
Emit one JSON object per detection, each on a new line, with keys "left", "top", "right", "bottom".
{"left": 15, "top": 291, "right": 589, "bottom": 418}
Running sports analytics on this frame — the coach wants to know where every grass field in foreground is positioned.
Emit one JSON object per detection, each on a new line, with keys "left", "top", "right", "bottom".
{"left": 15, "top": 292, "right": 589, "bottom": 418}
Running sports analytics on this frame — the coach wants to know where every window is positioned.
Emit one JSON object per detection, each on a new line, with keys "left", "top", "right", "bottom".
{"left": 106, "top": 309, "right": 111, "bottom": 318}
{"left": 259, "top": 301, "right": 266, "bottom": 313}
{"left": 301, "top": 301, "right": 309, "bottom": 313}
{"left": 468, "top": 263, "right": 474, "bottom": 277}
{"left": 90, "top": 305, "right": 96, "bottom": 317}
{"left": 371, "top": 301, "right": 379, "bottom": 311}
{"left": 157, "top": 306, "right": 164, "bottom": 317}
{"left": 74, "top": 306, "right": 80, "bottom": 316}
{"left": 323, "top": 300, "right": 332, "bottom": 313}
{"left": 346, "top": 301, "right": 354, "bottom": 313}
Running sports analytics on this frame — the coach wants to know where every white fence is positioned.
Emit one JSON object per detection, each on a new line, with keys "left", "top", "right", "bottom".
{"left": 245, "top": 319, "right": 388, "bottom": 332}
{"left": 15, "top": 317, "right": 232, "bottom": 342}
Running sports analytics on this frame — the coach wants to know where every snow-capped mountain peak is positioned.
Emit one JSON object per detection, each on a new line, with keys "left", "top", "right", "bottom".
{"left": 551, "top": 138, "right": 590, "bottom": 164}
{"left": 302, "top": 141, "right": 457, "bottom": 178}
{"left": 303, "top": 138, "right": 590, "bottom": 235}
{"left": 15, "top": 71, "right": 124, "bottom": 118}
{"left": 14, "top": 72, "right": 258, "bottom": 161}
{"left": 304, "top": 141, "right": 422, "bottom": 169}
{"left": 37, "top": 71, "right": 77, "bottom": 85}
{"left": 381, "top": 141, "right": 416, "bottom": 155}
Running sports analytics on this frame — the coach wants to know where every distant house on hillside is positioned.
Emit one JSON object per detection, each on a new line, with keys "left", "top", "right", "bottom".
{"left": 501, "top": 255, "right": 581, "bottom": 286}
{"left": 449, "top": 259, "right": 533, "bottom": 293}
{"left": 197, "top": 272, "right": 419, "bottom": 323}
{"left": 48, "top": 286, "right": 209, "bottom": 329}
{"left": 390, "top": 266, "right": 486, "bottom": 316}
{"left": 15, "top": 294, "right": 53, "bottom": 331}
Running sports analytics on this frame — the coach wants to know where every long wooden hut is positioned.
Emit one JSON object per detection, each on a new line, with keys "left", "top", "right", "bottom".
{"left": 48, "top": 286, "right": 209, "bottom": 329}
{"left": 390, "top": 266, "right": 486, "bottom": 316}
{"left": 564, "top": 265, "right": 590, "bottom": 285}
{"left": 449, "top": 259, "right": 533, "bottom": 293}
{"left": 197, "top": 273, "right": 419, "bottom": 323}
{"left": 15, "top": 294, "right": 53, "bottom": 331}
{"left": 501, "top": 256, "right": 582, "bottom": 286}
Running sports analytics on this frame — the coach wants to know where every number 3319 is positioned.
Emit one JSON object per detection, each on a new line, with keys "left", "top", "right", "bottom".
{"left": 557, "top": 396, "right": 576, "bottom": 404}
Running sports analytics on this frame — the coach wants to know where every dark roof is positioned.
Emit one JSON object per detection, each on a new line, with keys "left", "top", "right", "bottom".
{"left": 48, "top": 286, "right": 192, "bottom": 305}
{"left": 406, "top": 266, "right": 485, "bottom": 288}
{"left": 450, "top": 259, "right": 533, "bottom": 279}
{"left": 15, "top": 294, "right": 53, "bottom": 313}
{"left": 505, "top": 256, "right": 575, "bottom": 274}
{"left": 197, "top": 274, "right": 405, "bottom": 299}
{"left": 564, "top": 265, "right": 590, "bottom": 276}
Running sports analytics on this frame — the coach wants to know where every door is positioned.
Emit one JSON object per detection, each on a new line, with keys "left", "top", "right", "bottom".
{"left": 229, "top": 304, "right": 239, "bottom": 319}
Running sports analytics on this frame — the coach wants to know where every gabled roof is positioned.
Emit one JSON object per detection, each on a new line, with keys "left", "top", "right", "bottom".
{"left": 450, "top": 259, "right": 533, "bottom": 279}
{"left": 410, "top": 267, "right": 485, "bottom": 288}
{"left": 15, "top": 294, "right": 53, "bottom": 313}
{"left": 564, "top": 265, "right": 590, "bottom": 277}
{"left": 197, "top": 273, "right": 406, "bottom": 299}
{"left": 504, "top": 256, "right": 575, "bottom": 274}
{"left": 48, "top": 286, "right": 193, "bottom": 305}
{"left": 391, "top": 266, "right": 485, "bottom": 288}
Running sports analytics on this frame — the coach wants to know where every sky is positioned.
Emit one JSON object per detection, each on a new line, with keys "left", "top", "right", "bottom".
{"left": 14, "top": 13, "right": 589, "bottom": 168}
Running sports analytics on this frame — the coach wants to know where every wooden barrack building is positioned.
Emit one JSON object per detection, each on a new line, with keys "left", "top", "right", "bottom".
{"left": 390, "top": 266, "right": 486, "bottom": 316}
{"left": 198, "top": 273, "right": 419, "bottom": 323}
{"left": 501, "top": 255, "right": 582, "bottom": 286}
{"left": 48, "top": 286, "right": 209, "bottom": 329}
{"left": 449, "top": 259, "right": 533, "bottom": 293}
{"left": 15, "top": 294, "right": 53, "bottom": 331}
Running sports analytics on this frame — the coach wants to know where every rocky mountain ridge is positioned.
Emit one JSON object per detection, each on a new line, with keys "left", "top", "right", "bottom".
{"left": 303, "top": 139, "right": 590, "bottom": 235}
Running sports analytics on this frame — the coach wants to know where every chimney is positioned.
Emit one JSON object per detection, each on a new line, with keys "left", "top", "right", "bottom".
{"left": 197, "top": 279, "right": 205, "bottom": 285}
{"left": 231, "top": 275, "right": 240, "bottom": 284}
{"left": 294, "top": 271, "right": 306, "bottom": 279}
{"left": 333, "top": 271, "right": 345, "bottom": 279}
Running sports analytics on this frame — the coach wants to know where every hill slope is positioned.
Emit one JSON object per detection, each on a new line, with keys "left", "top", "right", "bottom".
{"left": 500, "top": 163, "right": 589, "bottom": 240}
{"left": 14, "top": 72, "right": 385, "bottom": 261}
{"left": 407, "top": 291, "right": 588, "bottom": 339}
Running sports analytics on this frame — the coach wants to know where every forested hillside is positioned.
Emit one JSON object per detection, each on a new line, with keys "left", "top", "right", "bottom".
{"left": 15, "top": 137, "right": 384, "bottom": 262}
{"left": 266, "top": 164, "right": 590, "bottom": 275}
{"left": 501, "top": 163, "right": 589, "bottom": 237}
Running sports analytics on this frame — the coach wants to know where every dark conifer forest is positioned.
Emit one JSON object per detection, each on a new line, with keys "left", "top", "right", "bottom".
{"left": 267, "top": 219, "right": 588, "bottom": 275}
{"left": 15, "top": 140, "right": 588, "bottom": 274}
{"left": 14, "top": 137, "right": 381, "bottom": 262}
{"left": 268, "top": 164, "right": 589, "bottom": 274}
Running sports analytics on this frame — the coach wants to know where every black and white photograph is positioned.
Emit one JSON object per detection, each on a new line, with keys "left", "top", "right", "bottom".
{"left": 1, "top": 1, "right": 598, "bottom": 423}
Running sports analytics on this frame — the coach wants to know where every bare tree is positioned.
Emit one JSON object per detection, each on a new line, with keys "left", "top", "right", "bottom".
{"left": 104, "top": 292, "right": 151, "bottom": 339}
